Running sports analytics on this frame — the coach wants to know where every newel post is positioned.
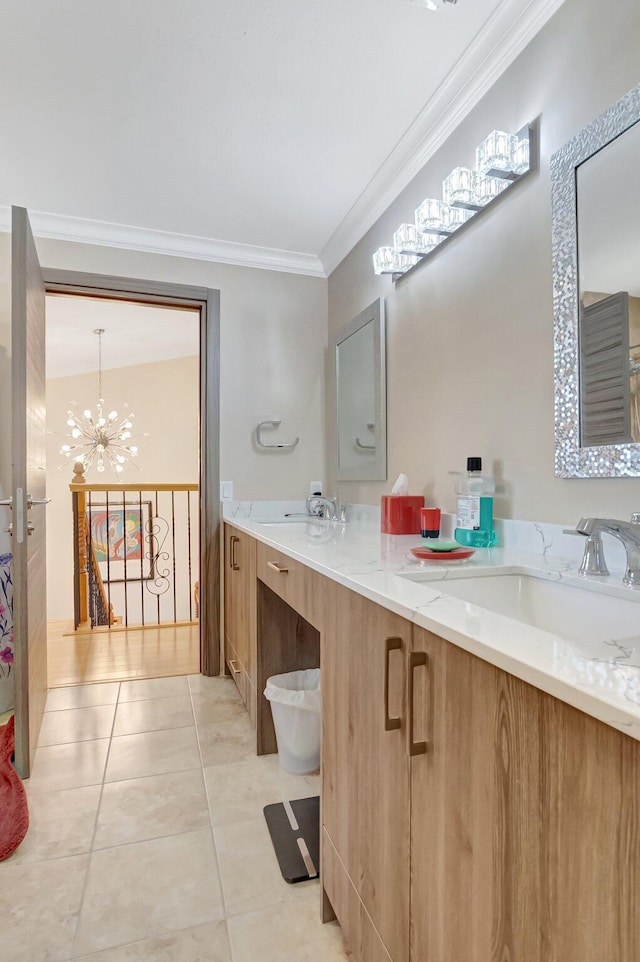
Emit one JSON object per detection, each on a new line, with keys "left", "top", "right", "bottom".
{"left": 71, "top": 462, "right": 89, "bottom": 628}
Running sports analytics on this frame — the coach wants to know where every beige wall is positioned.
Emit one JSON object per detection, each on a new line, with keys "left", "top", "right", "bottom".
{"left": 327, "top": 0, "right": 640, "bottom": 525}
{"left": 46, "top": 354, "right": 199, "bottom": 621}
{"left": 35, "top": 237, "right": 328, "bottom": 502}
{"left": 1, "top": 232, "right": 327, "bottom": 609}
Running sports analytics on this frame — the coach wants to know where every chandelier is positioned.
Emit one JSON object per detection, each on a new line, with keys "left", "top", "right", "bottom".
{"left": 60, "top": 328, "right": 143, "bottom": 476}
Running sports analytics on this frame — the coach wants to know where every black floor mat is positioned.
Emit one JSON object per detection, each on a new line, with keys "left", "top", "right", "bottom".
{"left": 263, "top": 795, "right": 320, "bottom": 884}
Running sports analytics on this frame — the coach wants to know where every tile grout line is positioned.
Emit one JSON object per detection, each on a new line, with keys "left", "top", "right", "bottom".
{"left": 67, "top": 680, "right": 121, "bottom": 959}
{"left": 188, "top": 674, "right": 237, "bottom": 961}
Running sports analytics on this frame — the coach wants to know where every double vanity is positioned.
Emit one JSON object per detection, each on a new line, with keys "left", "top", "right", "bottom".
{"left": 223, "top": 502, "right": 640, "bottom": 962}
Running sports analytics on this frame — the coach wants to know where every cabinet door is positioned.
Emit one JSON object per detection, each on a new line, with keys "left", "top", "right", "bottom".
{"left": 223, "top": 526, "right": 256, "bottom": 697}
{"left": 322, "top": 584, "right": 411, "bottom": 962}
{"left": 410, "top": 627, "right": 501, "bottom": 962}
{"left": 409, "top": 627, "right": 564, "bottom": 962}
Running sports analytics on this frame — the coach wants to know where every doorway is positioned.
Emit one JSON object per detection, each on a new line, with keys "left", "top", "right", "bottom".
{"left": 41, "top": 270, "right": 221, "bottom": 683}
{"left": 45, "top": 293, "right": 202, "bottom": 686}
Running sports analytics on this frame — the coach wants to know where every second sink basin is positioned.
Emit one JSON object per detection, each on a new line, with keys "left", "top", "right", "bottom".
{"left": 398, "top": 569, "right": 640, "bottom": 644}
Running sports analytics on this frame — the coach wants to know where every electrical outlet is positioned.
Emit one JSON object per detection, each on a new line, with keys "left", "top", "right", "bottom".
{"left": 220, "top": 481, "right": 234, "bottom": 501}
{"left": 309, "top": 481, "right": 323, "bottom": 496}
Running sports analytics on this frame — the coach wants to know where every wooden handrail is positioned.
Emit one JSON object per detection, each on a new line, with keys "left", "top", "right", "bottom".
{"left": 70, "top": 482, "right": 198, "bottom": 493}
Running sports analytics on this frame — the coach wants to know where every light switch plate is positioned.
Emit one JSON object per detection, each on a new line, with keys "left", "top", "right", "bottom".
{"left": 220, "top": 481, "right": 234, "bottom": 501}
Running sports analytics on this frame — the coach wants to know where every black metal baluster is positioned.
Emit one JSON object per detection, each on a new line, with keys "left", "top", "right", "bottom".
{"left": 105, "top": 490, "right": 112, "bottom": 626}
{"left": 139, "top": 489, "right": 145, "bottom": 627}
{"left": 155, "top": 490, "right": 160, "bottom": 625}
{"left": 171, "top": 490, "right": 177, "bottom": 623}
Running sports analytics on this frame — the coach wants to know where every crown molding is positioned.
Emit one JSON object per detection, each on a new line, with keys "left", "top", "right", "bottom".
{"left": 0, "top": 206, "right": 326, "bottom": 278}
{"left": 320, "top": 0, "right": 567, "bottom": 276}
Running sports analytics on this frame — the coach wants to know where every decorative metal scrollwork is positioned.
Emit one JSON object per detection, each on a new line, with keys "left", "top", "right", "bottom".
{"left": 144, "top": 516, "right": 171, "bottom": 597}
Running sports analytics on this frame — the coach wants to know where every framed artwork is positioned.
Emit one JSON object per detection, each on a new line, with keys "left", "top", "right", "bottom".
{"left": 87, "top": 501, "right": 154, "bottom": 582}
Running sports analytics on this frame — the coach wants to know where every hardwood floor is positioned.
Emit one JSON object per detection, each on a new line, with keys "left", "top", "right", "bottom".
{"left": 47, "top": 620, "right": 200, "bottom": 688}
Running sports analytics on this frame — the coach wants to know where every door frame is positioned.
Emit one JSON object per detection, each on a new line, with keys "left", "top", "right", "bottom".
{"left": 41, "top": 269, "right": 221, "bottom": 675}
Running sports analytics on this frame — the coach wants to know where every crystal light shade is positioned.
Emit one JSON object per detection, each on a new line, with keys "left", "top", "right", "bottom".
{"left": 60, "top": 328, "right": 146, "bottom": 476}
{"left": 373, "top": 247, "right": 419, "bottom": 274}
{"left": 415, "top": 198, "right": 448, "bottom": 232}
{"left": 476, "top": 175, "right": 509, "bottom": 206}
{"left": 512, "top": 136, "right": 530, "bottom": 174}
{"left": 393, "top": 223, "right": 442, "bottom": 255}
{"left": 443, "top": 167, "right": 477, "bottom": 206}
{"left": 446, "top": 206, "right": 475, "bottom": 231}
{"left": 476, "top": 130, "right": 517, "bottom": 176}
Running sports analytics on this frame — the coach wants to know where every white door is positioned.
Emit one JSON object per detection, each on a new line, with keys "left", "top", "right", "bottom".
{"left": 11, "top": 206, "right": 48, "bottom": 777}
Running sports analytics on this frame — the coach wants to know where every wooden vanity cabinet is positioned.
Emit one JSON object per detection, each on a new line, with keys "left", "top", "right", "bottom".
{"left": 222, "top": 525, "right": 640, "bottom": 962}
{"left": 323, "top": 605, "right": 640, "bottom": 962}
{"left": 322, "top": 583, "right": 411, "bottom": 962}
{"left": 223, "top": 525, "right": 256, "bottom": 722}
{"left": 409, "top": 625, "right": 640, "bottom": 962}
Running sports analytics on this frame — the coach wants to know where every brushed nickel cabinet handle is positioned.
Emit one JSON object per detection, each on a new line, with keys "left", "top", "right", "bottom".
{"left": 267, "top": 561, "right": 289, "bottom": 574}
{"left": 408, "top": 651, "right": 428, "bottom": 756}
{"left": 384, "top": 637, "right": 403, "bottom": 732}
{"left": 230, "top": 535, "right": 240, "bottom": 570}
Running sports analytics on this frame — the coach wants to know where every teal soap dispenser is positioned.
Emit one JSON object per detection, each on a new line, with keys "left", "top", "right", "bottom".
{"left": 454, "top": 457, "right": 497, "bottom": 548}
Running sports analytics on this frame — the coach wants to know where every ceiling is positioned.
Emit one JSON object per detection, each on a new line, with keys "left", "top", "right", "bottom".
{"left": 46, "top": 295, "right": 200, "bottom": 379}
{"left": 0, "top": 0, "right": 564, "bottom": 275}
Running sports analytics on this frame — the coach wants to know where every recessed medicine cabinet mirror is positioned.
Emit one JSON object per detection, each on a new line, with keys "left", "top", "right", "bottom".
{"left": 551, "top": 81, "right": 640, "bottom": 477}
{"left": 334, "top": 298, "right": 387, "bottom": 481}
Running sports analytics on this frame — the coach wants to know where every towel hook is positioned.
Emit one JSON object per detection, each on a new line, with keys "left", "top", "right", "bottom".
{"left": 256, "top": 420, "right": 300, "bottom": 451}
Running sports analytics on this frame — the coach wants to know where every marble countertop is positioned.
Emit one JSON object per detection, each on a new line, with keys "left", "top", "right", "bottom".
{"left": 224, "top": 503, "right": 640, "bottom": 740}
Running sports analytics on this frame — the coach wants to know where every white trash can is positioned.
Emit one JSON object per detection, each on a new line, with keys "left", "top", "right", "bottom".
{"left": 264, "top": 668, "right": 321, "bottom": 775}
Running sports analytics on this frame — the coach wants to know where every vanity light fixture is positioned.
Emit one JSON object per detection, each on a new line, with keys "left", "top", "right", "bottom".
{"left": 373, "top": 122, "right": 535, "bottom": 279}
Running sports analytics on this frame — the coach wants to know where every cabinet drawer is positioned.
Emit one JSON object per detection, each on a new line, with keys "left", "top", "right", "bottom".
{"left": 256, "top": 541, "right": 323, "bottom": 627}
{"left": 256, "top": 541, "right": 302, "bottom": 602}
{"left": 224, "top": 525, "right": 257, "bottom": 687}
{"left": 226, "top": 640, "right": 250, "bottom": 712}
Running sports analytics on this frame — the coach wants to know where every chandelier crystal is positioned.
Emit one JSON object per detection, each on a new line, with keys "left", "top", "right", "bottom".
{"left": 60, "top": 328, "right": 144, "bottom": 476}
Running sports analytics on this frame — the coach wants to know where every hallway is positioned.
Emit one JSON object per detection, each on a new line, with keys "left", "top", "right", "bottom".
{"left": 2, "top": 674, "right": 349, "bottom": 961}
{"left": 46, "top": 621, "right": 200, "bottom": 687}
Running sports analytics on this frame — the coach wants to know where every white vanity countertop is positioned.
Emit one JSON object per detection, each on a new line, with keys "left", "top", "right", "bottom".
{"left": 224, "top": 504, "right": 640, "bottom": 740}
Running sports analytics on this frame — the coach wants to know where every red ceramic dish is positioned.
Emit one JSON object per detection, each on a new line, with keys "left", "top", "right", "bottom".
{"left": 410, "top": 546, "right": 475, "bottom": 562}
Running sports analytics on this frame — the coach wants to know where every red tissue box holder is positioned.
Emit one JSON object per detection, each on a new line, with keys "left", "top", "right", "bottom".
{"left": 381, "top": 495, "right": 425, "bottom": 535}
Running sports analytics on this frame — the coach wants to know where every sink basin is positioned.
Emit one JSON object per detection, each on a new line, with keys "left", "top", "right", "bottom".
{"left": 398, "top": 569, "right": 640, "bottom": 644}
{"left": 252, "top": 517, "right": 325, "bottom": 526}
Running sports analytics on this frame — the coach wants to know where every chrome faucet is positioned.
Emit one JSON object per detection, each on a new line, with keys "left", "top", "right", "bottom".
{"left": 284, "top": 496, "right": 340, "bottom": 521}
{"left": 575, "top": 515, "right": 640, "bottom": 587}
{"left": 305, "top": 496, "right": 339, "bottom": 520}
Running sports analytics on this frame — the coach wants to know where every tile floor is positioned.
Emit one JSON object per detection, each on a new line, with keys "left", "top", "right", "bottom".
{"left": 2, "top": 674, "right": 350, "bottom": 962}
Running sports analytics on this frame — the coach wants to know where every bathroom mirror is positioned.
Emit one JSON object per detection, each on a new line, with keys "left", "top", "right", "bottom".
{"left": 551, "top": 81, "right": 640, "bottom": 476}
{"left": 334, "top": 298, "right": 386, "bottom": 481}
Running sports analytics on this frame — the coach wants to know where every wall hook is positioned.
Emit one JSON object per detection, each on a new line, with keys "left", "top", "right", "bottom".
{"left": 256, "top": 420, "right": 300, "bottom": 451}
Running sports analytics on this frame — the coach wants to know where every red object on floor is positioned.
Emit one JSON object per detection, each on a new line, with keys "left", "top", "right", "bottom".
{"left": 0, "top": 715, "right": 29, "bottom": 861}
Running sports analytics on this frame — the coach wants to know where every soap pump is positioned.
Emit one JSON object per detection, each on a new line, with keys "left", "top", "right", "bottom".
{"left": 454, "top": 457, "right": 497, "bottom": 548}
